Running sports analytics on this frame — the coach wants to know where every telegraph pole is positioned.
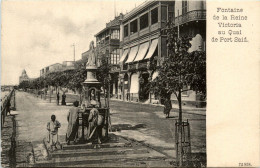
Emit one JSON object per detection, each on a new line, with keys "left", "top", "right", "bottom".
{"left": 72, "top": 43, "right": 75, "bottom": 62}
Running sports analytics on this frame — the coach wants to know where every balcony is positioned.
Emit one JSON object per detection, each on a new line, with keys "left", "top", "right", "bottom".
{"left": 138, "top": 62, "right": 148, "bottom": 70}
{"left": 175, "top": 10, "right": 206, "bottom": 25}
{"left": 128, "top": 64, "right": 137, "bottom": 71}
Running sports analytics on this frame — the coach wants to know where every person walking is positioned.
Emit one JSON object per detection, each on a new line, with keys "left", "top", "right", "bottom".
{"left": 6, "top": 99, "right": 11, "bottom": 115}
{"left": 47, "top": 115, "right": 61, "bottom": 150}
{"left": 66, "top": 101, "right": 80, "bottom": 145}
{"left": 164, "top": 98, "right": 172, "bottom": 118}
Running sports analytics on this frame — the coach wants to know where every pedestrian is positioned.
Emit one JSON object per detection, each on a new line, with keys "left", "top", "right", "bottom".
{"left": 164, "top": 98, "right": 172, "bottom": 118}
{"left": 66, "top": 101, "right": 80, "bottom": 145}
{"left": 47, "top": 115, "right": 61, "bottom": 150}
{"left": 61, "top": 92, "right": 66, "bottom": 105}
{"left": 6, "top": 99, "right": 11, "bottom": 115}
{"left": 88, "top": 100, "right": 103, "bottom": 144}
{"left": 57, "top": 92, "right": 60, "bottom": 105}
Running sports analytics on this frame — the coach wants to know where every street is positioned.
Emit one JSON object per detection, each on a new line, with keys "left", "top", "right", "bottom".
{"left": 14, "top": 91, "right": 206, "bottom": 166}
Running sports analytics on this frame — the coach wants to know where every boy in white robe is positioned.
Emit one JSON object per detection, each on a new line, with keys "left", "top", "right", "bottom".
{"left": 47, "top": 115, "right": 61, "bottom": 149}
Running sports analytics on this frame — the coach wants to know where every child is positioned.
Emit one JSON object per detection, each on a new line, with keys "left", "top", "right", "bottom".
{"left": 47, "top": 115, "right": 61, "bottom": 150}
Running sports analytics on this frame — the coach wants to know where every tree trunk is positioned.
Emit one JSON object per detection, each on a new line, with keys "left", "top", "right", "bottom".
{"left": 177, "top": 89, "right": 183, "bottom": 166}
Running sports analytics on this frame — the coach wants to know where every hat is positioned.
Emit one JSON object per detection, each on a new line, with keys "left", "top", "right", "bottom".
{"left": 90, "top": 100, "right": 97, "bottom": 106}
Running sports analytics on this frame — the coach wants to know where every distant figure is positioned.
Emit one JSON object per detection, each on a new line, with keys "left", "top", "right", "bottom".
{"left": 47, "top": 115, "right": 61, "bottom": 150}
{"left": 66, "top": 101, "right": 80, "bottom": 145}
{"left": 61, "top": 93, "right": 66, "bottom": 105}
{"left": 88, "top": 100, "right": 103, "bottom": 144}
{"left": 57, "top": 92, "right": 60, "bottom": 105}
{"left": 6, "top": 99, "right": 11, "bottom": 115}
{"left": 164, "top": 98, "right": 172, "bottom": 118}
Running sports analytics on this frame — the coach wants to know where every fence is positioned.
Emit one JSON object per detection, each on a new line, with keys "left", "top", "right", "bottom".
{"left": 1, "top": 89, "right": 16, "bottom": 129}
{"left": 175, "top": 119, "right": 191, "bottom": 166}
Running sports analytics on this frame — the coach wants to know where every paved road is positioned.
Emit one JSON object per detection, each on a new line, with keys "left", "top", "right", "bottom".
{"left": 14, "top": 91, "right": 205, "bottom": 162}
{"left": 109, "top": 100, "right": 206, "bottom": 157}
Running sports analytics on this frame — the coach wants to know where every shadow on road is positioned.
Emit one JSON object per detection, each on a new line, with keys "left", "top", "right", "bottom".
{"left": 111, "top": 124, "right": 146, "bottom": 132}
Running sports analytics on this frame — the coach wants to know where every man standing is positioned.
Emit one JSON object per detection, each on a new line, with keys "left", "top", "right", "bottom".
{"left": 57, "top": 92, "right": 60, "bottom": 105}
{"left": 61, "top": 93, "right": 66, "bottom": 105}
{"left": 88, "top": 100, "right": 102, "bottom": 144}
{"left": 66, "top": 101, "right": 80, "bottom": 145}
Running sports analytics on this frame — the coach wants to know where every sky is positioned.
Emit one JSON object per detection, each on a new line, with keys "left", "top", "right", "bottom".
{"left": 1, "top": 0, "right": 145, "bottom": 85}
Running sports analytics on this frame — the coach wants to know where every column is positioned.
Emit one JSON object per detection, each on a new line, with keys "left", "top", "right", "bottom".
{"left": 148, "top": 70, "right": 153, "bottom": 103}
{"left": 127, "top": 72, "right": 131, "bottom": 101}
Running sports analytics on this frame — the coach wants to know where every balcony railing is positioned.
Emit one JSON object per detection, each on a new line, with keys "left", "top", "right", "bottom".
{"left": 138, "top": 62, "right": 147, "bottom": 70}
{"left": 128, "top": 64, "right": 137, "bottom": 71}
{"left": 175, "top": 10, "right": 206, "bottom": 25}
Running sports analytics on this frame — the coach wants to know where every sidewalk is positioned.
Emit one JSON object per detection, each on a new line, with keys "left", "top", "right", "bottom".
{"left": 110, "top": 97, "right": 206, "bottom": 116}
{"left": 63, "top": 93, "right": 206, "bottom": 116}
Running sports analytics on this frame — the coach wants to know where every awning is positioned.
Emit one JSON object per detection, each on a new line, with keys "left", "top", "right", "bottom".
{"left": 188, "top": 34, "right": 204, "bottom": 53}
{"left": 152, "top": 71, "right": 159, "bottom": 80}
{"left": 133, "top": 42, "right": 149, "bottom": 62}
{"left": 125, "top": 46, "right": 138, "bottom": 63}
{"left": 144, "top": 39, "right": 158, "bottom": 59}
{"left": 119, "top": 49, "right": 129, "bottom": 63}
{"left": 130, "top": 73, "right": 139, "bottom": 94}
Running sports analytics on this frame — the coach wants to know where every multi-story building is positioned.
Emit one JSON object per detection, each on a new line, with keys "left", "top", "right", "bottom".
{"left": 19, "top": 69, "right": 30, "bottom": 84}
{"left": 95, "top": 14, "right": 123, "bottom": 97}
{"left": 118, "top": 1, "right": 175, "bottom": 102}
{"left": 40, "top": 61, "right": 75, "bottom": 77}
{"left": 173, "top": 0, "right": 206, "bottom": 106}
{"left": 118, "top": 0, "right": 206, "bottom": 107}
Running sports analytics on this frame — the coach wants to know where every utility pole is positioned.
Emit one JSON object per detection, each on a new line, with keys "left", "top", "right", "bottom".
{"left": 72, "top": 43, "right": 75, "bottom": 62}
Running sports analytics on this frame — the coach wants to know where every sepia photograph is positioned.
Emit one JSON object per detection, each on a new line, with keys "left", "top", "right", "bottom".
{"left": 1, "top": 0, "right": 207, "bottom": 167}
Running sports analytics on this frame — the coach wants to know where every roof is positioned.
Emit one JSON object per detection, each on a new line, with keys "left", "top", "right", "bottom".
{"left": 123, "top": 0, "right": 157, "bottom": 22}
{"left": 95, "top": 25, "right": 120, "bottom": 37}
{"left": 95, "top": 14, "right": 123, "bottom": 37}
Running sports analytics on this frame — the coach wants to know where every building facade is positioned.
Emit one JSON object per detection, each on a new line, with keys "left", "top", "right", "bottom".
{"left": 40, "top": 61, "right": 75, "bottom": 77}
{"left": 118, "top": 0, "right": 206, "bottom": 106}
{"left": 95, "top": 14, "right": 123, "bottom": 97}
{"left": 19, "top": 69, "right": 30, "bottom": 84}
{"left": 173, "top": 0, "right": 206, "bottom": 106}
{"left": 118, "top": 1, "right": 175, "bottom": 103}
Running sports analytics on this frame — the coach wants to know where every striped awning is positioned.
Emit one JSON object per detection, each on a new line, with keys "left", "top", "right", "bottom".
{"left": 133, "top": 42, "right": 149, "bottom": 62}
{"left": 144, "top": 39, "right": 158, "bottom": 59}
{"left": 125, "top": 46, "right": 138, "bottom": 63}
{"left": 119, "top": 49, "right": 129, "bottom": 63}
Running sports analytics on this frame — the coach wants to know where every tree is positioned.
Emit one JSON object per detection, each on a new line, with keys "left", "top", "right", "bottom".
{"left": 96, "top": 50, "right": 111, "bottom": 104}
{"left": 150, "top": 20, "right": 206, "bottom": 165}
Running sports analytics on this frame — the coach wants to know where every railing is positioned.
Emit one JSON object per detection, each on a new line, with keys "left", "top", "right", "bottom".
{"left": 1, "top": 89, "right": 16, "bottom": 129}
{"left": 128, "top": 64, "right": 137, "bottom": 71}
{"left": 175, "top": 10, "right": 206, "bottom": 25}
{"left": 138, "top": 62, "right": 147, "bottom": 70}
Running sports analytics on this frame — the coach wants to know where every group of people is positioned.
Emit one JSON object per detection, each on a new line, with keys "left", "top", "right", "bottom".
{"left": 56, "top": 92, "right": 66, "bottom": 105}
{"left": 47, "top": 99, "right": 103, "bottom": 150}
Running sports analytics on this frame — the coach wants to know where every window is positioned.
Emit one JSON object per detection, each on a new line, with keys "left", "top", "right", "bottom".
{"left": 130, "top": 19, "right": 138, "bottom": 34}
{"left": 140, "top": 13, "right": 148, "bottom": 30}
{"left": 111, "top": 30, "right": 120, "bottom": 39}
{"left": 168, "top": 5, "right": 174, "bottom": 21}
{"left": 182, "top": 1, "right": 188, "bottom": 15}
{"left": 124, "top": 25, "right": 128, "bottom": 37}
{"left": 151, "top": 7, "right": 158, "bottom": 24}
{"left": 110, "top": 49, "right": 120, "bottom": 64}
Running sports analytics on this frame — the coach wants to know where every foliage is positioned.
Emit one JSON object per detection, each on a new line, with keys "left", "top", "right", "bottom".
{"left": 96, "top": 51, "right": 111, "bottom": 90}
{"left": 150, "top": 20, "right": 206, "bottom": 108}
{"left": 18, "top": 81, "right": 30, "bottom": 90}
